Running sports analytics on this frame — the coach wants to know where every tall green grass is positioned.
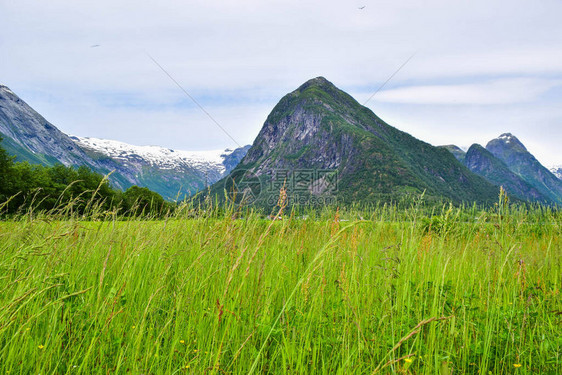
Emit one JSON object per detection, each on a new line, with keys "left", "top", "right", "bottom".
{"left": 0, "top": 196, "right": 560, "bottom": 373}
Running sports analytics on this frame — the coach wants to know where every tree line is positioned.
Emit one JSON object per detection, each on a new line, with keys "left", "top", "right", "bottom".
{"left": 0, "top": 136, "right": 173, "bottom": 216}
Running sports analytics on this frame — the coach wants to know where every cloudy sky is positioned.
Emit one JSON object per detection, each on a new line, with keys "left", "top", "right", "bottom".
{"left": 2, "top": 0, "right": 562, "bottom": 165}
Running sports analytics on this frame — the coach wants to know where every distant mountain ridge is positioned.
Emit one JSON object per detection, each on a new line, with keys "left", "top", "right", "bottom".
{"left": 0, "top": 84, "right": 249, "bottom": 200}
{"left": 210, "top": 77, "right": 500, "bottom": 206}
{"left": 486, "top": 133, "right": 562, "bottom": 205}
{"left": 441, "top": 145, "right": 466, "bottom": 163}
{"left": 72, "top": 136, "right": 249, "bottom": 199}
{"left": 463, "top": 144, "right": 546, "bottom": 202}
{"left": 443, "top": 133, "right": 562, "bottom": 205}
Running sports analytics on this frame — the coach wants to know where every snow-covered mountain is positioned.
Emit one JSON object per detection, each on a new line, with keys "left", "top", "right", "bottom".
{"left": 71, "top": 136, "right": 250, "bottom": 199}
{"left": 73, "top": 136, "right": 233, "bottom": 175}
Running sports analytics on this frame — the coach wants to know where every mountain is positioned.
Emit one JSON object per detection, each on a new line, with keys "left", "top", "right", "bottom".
{"left": 550, "top": 166, "right": 562, "bottom": 180}
{"left": 0, "top": 84, "right": 99, "bottom": 168}
{"left": 209, "top": 77, "right": 500, "bottom": 207}
{"left": 0, "top": 84, "right": 249, "bottom": 200}
{"left": 440, "top": 145, "right": 466, "bottom": 163}
{"left": 72, "top": 136, "right": 249, "bottom": 199}
{"left": 486, "top": 133, "right": 562, "bottom": 205}
{"left": 463, "top": 144, "right": 547, "bottom": 203}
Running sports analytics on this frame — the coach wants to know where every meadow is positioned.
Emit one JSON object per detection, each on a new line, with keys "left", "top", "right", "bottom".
{"left": 0, "top": 198, "right": 561, "bottom": 374}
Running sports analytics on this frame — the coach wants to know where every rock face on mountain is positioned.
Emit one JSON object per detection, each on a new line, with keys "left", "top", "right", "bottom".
{"left": 463, "top": 144, "right": 547, "bottom": 202}
{"left": 0, "top": 84, "right": 249, "bottom": 200}
{"left": 486, "top": 133, "right": 562, "bottom": 205}
{"left": 0, "top": 85, "right": 98, "bottom": 168}
{"left": 212, "top": 77, "right": 499, "bottom": 206}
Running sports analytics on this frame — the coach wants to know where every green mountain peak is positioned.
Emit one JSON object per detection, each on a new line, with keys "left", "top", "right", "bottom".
{"left": 211, "top": 77, "right": 500, "bottom": 207}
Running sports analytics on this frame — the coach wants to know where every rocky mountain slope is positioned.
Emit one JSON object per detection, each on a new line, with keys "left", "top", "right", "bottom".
{"left": 0, "top": 84, "right": 99, "bottom": 168}
{"left": 0, "top": 84, "right": 249, "bottom": 200}
{"left": 210, "top": 77, "right": 500, "bottom": 206}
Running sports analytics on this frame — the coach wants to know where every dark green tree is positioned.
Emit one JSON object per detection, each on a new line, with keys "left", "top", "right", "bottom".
{"left": 123, "top": 185, "right": 169, "bottom": 216}
{"left": 1, "top": 136, "right": 172, "bottom": 216}
{"left": 0, "top": 136, "right": 16, "bottom": 201}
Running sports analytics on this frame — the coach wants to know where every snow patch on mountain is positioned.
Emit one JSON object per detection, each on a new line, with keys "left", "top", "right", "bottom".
{"left": 497, "top": 133, "right": 515, "bottom": 144}
{"left": 0, "top": 85, "right": 16, "bottom": 96}
{"left": 550, "top": 165, "right": 562, "bottom": 180}
{"left": 72, "top": 136, "right": 232, "bottom": 174}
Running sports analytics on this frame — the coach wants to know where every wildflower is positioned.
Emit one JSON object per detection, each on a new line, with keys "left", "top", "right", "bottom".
{"left": 132, "top": 325, "right": 136, "bottom": 329}
{"left": 404, "top": 358, "right": 413, "bottom": 363}
{"left": 38, "top": 345, "right": 45, "bottom": 349}
{"left": 185, "top": 364, "right": 190, "bottom": 369}
{"left": 180, "top": 340, "right": 185, "bottom": 344}
{"left": 514, "top": 364, "right": 522, "bottom": 368}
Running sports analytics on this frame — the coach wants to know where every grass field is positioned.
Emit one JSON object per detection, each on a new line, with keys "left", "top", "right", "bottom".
{"left": 0, "top": 199, "right": 561, "bottom": 374}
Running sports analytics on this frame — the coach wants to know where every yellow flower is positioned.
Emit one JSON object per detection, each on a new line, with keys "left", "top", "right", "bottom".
{"left": 180, "top": 340, "right": 185, "bottom": 344}
{"left": 38, "top": 345, "right": 45, "bottom": 349}
{"left": 185, "top": 364, "right": 190, "bottom": 369}
{"left": 132, "top": 325, "right": 136, "bottom": 329}
{"left": 514, "top": 364, "right": 522, "bottom": 368}
{"left": 404, "top": 358, "right": 413, "bottom": 363}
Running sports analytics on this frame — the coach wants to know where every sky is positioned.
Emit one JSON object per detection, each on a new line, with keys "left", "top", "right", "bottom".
{"left": 1, "top": 0, "right": 562, "bottom": 165}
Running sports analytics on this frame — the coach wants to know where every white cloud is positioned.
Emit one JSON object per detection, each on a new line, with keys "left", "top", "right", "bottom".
{"left": 374, "top": 78, "right": 562, "bottom": 105}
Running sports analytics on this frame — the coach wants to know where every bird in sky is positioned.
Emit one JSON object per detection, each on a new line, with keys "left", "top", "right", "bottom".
{"left": 90, "top": 44, "right": 100, "bottom": 48}
{"left": 358, "top": 6, "right": 366, "bottom": 10}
